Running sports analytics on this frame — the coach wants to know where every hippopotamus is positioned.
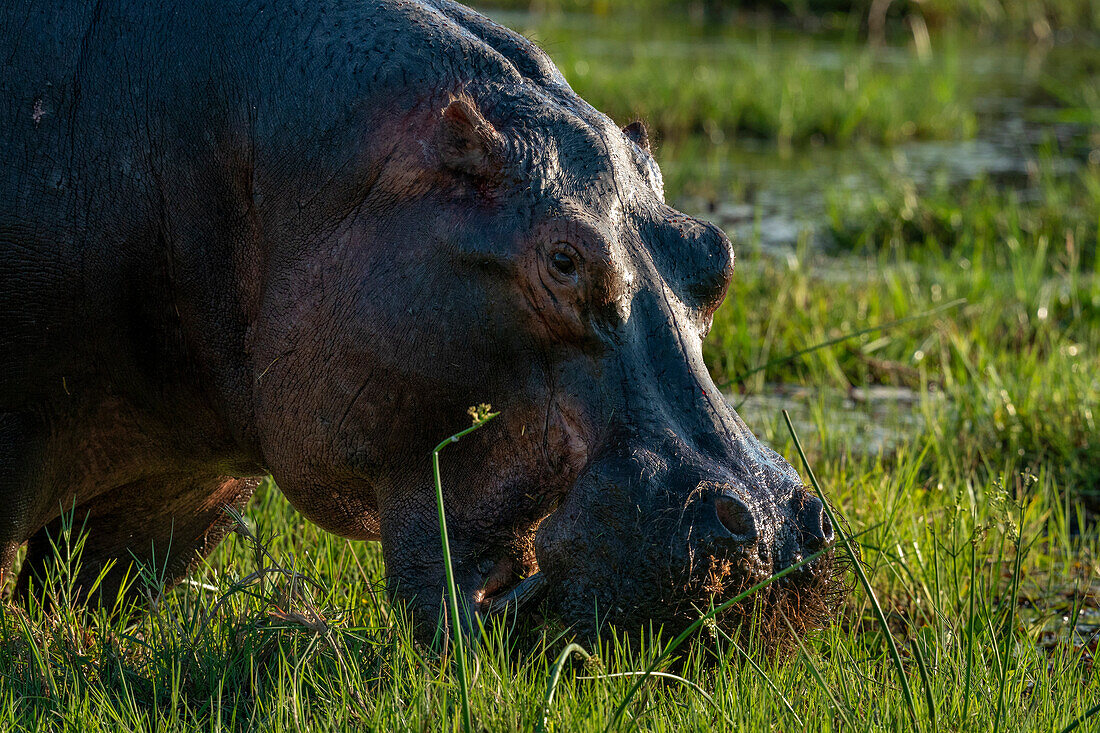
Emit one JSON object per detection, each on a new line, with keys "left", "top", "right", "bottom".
{"left": 0, "top": 0, "right": 842, "bottom": 641}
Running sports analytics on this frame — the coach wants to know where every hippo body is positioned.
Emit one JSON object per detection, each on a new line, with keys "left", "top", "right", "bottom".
{"left": 0, "top": 0, "right": 839, "bottom": 637}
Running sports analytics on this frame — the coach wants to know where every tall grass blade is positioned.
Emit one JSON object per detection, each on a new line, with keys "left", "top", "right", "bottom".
{"left": 911, "top": 637, "right": 937, "bottom": 732}
{"left": 963, "top": 534, "right": 977, "bottom": 722}
{"left": 783, "top": 410, "right": 922, "bottom": 732}
{"left": 993, "top": 501, "right": 1024, "bottom": 733}
{"left": 432, "top": 407, "right": 500, "bottom": 733}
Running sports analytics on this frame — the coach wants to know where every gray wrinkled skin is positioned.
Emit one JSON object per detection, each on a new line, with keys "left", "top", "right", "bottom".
{"left": 0, "top": 0, "right": 842, "bottom": 641}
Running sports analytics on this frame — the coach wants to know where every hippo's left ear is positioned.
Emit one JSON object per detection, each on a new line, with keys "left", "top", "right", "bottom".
{"left": 623, "top": 120, "right": 651, "bottom": 154}
{"left": 436, "top": 96, "right": 505, "bottom": 180}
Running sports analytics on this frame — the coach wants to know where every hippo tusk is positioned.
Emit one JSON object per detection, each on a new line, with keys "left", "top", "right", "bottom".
{"left": 484, "top": 572, "right": 547, "bottom": 616}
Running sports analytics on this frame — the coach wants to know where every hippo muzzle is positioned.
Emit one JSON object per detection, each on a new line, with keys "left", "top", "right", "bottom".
{"left": 524, "top": 416, "right": 842, "bottom": 642}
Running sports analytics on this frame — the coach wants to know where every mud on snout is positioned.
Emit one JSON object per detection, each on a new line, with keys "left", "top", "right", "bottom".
{"left": 528, "top": 442, "right": 852, "bottom": 651}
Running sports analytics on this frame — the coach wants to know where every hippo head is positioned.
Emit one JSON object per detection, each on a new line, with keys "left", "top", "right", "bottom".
{"left": 249, "top": 67, "right": 844, "bottom": 642}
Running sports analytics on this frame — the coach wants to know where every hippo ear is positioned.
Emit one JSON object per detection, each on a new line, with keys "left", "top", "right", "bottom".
{"left": 623, "top": 120, "right": 651, "bottom": 154}
{"left": 437, "top": 97, "right": 505, "bottom": 180}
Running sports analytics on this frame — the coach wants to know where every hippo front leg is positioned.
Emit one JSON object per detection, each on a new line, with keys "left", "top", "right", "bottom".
{"left": 378, "top": 496, "right": 482, "bottom": 638}
{"left": 16, "top": 475, "right": 258, "bottom": 608}
{"left": 0, "top": 411, "right": 44, "bottom": 591}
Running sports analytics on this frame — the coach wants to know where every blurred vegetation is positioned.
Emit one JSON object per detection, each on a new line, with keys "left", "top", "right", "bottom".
{"left": 476, "top": 0, "right": 1100, "bottom": 36}
{"left": 485, "top": 10, "right": 1100, "bottom": 152}
{"left": 495, "top": 12, "right": 985, "bottom": 146}
{"left": 562, "top": 28, "right": 972, "bottom": 145}
{"left": 824, "top": 158, "right": 1100, "bottom": 257}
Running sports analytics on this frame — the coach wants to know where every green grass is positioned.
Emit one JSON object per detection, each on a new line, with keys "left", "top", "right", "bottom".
{"left": 2, "top": 443, "right": 1098, "bottom": 730}
{"left": 708, "top": 162, "right": 1100, "bottom": 505}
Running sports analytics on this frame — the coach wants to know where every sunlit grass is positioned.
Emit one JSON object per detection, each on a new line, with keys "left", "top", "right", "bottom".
{"left": 2, "top": 433, "right": 1097, "bottom": 729}
{"left": 708, "top": 162, "right": 1100, "bottom": 507}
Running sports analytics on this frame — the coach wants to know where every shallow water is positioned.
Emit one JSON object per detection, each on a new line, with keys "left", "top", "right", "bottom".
{"left": 676, "top": 126, "right": 1085, "bottom": 252}
{"left": 731, "top": 383, "right": 930, "bottom": 457}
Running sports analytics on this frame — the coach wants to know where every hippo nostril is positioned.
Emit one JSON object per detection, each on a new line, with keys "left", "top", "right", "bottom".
{"left": 821, "top": 510, "right": 834, "bottom": 543}
{"left": 714, "top": 494, "right": 757, "bottom": 541}
{"left": 799, "top": 496, "right": 835, "bottom": 551}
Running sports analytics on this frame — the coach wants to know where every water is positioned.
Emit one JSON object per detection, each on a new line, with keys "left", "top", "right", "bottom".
{"left": 677, "top": 133, "right": 1082, "bottom": 250}
{"left": 1034, "top": 601, "right": 1100, "bottom": 666}
{"left": 732, "top": 383, "right": 930, "bottom": 457}
{"left": 672, "top": 117, "right": 1087, "bottom": 252}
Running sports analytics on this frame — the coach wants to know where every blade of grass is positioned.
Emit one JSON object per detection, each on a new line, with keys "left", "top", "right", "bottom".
{"left": 911, "top": 637, "right": 937, "bottom": 733}
{"left": 537, "top": 642, "right": 591, "bottom": 733}
{"left": 993, "top": 500, "right": 1024, "bottom": 733}
{"left": 963, "top": 532, "right": 977, "bottom": 722}
{"left": 782, "top": 410, "right": 922, "bottom": 732}
{"left": 432, "top": 407, "right": 500, "bottom": 733}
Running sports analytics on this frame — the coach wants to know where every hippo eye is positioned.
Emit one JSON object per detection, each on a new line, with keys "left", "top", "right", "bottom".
{"left": 548, "top": 246, "right": 579, "bottom": 283}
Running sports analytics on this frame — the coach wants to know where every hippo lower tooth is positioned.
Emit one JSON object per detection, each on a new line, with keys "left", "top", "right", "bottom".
{"left": 483, "top": 573, "right": 547, "bottom": 616}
